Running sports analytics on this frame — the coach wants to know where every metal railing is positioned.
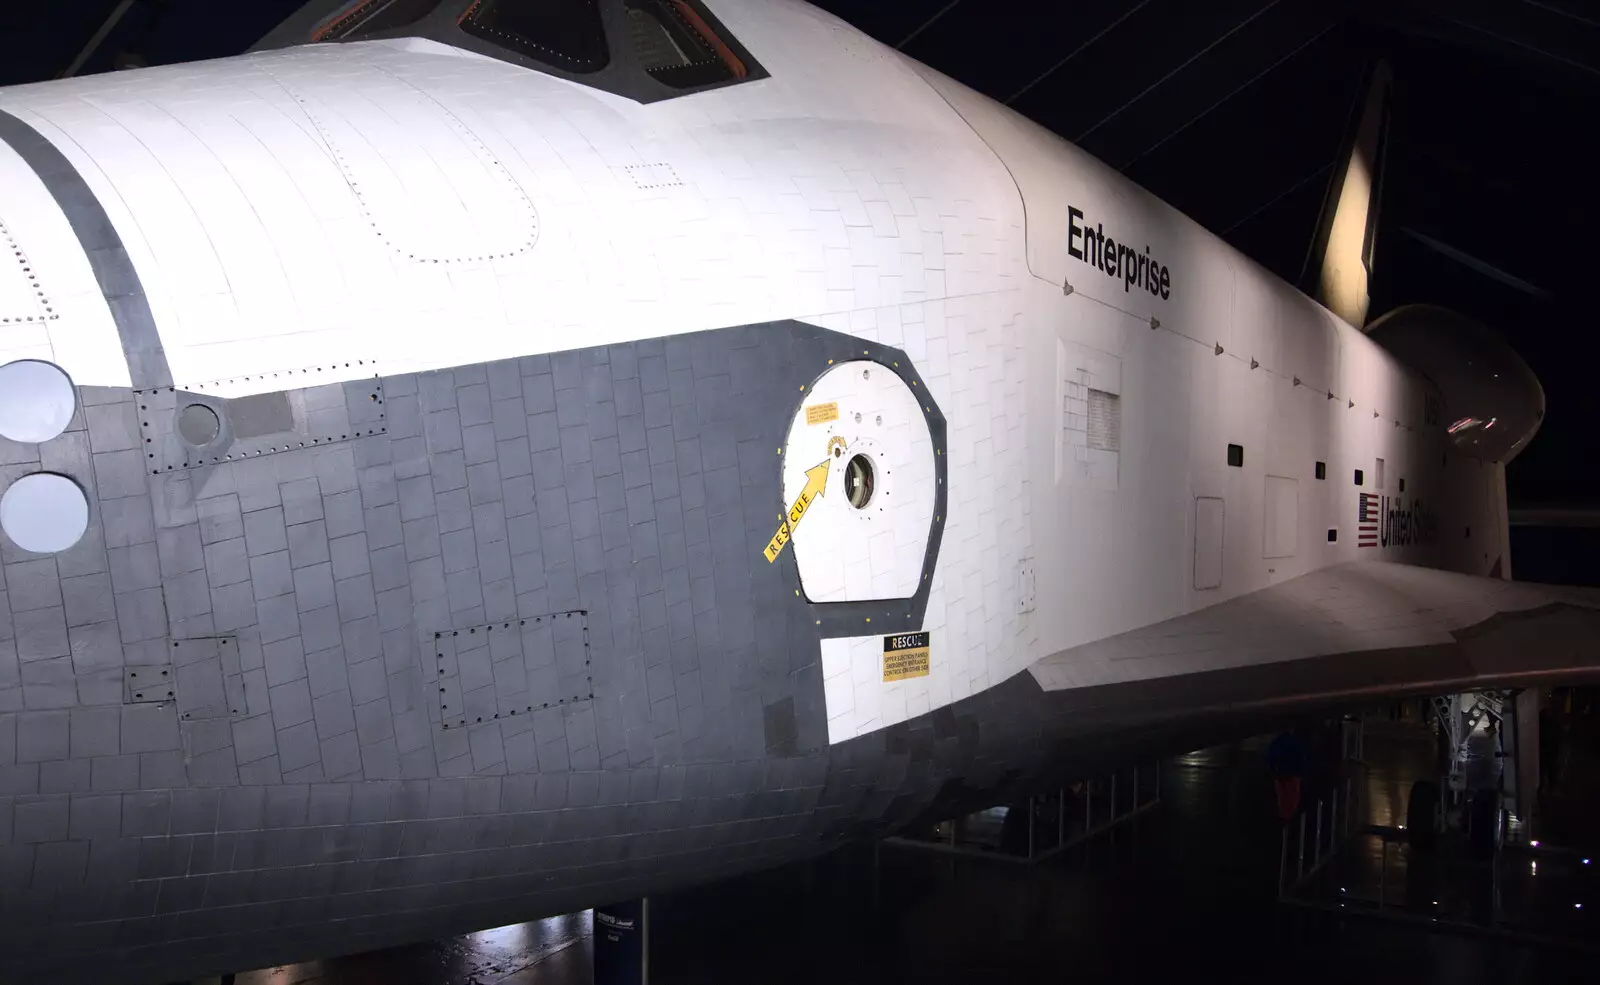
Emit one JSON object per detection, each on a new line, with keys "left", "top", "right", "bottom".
{"left": 883, "top": 761, "right": 1162, "bottom": 865}
{"left": 1278, "top": 774, "right": 1360, "bottom": 899}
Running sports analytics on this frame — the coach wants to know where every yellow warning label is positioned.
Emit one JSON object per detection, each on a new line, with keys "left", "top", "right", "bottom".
{"left": 882, "top": 632, "right": 931, "bottom": 682}
{"left": 805, "top": 402, "right": 839, "bottom": 425}
{"left": 763, "top": 461, "right": 830, "bottom": 562}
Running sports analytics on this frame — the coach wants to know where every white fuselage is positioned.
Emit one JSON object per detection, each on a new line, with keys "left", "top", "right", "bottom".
{"left": 0, "top": 0, "right": 1503, "bottom": 746}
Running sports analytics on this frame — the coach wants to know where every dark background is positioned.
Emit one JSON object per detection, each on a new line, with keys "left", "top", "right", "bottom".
{"left": 2, "top": 0, "right": 1596, "bottom": 578}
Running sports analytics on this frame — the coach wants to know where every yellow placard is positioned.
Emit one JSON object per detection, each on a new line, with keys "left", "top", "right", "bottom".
{"left": 805, "top": 402, "right": 839, "bottom": 425}
{"left": 882, "top": 632, "right": 931, "bottom": 682}
{"left": 763, "top": 461, "right": 830, "bottom": 562}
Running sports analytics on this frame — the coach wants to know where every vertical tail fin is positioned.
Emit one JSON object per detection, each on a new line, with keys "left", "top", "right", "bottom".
{"left": 1301, "top": 60, "right": 1392, "bottom": 329}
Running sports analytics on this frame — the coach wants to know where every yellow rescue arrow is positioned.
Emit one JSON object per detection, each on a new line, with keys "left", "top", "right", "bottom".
{"left": 763, "top": 460, "right": 829, "bottom": 562}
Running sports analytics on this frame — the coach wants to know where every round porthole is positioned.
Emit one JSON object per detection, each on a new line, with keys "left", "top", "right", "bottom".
{"left": 845, "top": 454, "right": 875, "bottom": 509}
{"left": 177, "top": 403, "right": 221, "bottom": 445}
{"left": 0, "top": 360, "right": 76, "bottom": 443}
{"left": 1, "top": 472, "right": 89, "bottom": 553}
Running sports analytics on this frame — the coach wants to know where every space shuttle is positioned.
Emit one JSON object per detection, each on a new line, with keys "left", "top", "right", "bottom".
{"left": 0, "top": 1, "right": 1595, "bottom": 981}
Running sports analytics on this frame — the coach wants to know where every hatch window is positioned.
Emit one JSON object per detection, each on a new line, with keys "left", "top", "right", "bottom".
{"left": 624, "top": 0, "right": 748, "bottom": 88}
{"left": 459, "top": 0, "right": 611, "bottom": 74}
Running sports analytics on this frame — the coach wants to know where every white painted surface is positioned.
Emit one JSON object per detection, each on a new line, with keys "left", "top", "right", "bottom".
{"left": 783, "top": 359, "right": 935, "bottom": 602}
{"left": 0, "top": 472, "right": 89, "bottom": 553}
{"left": 0, "top": 0, "right": 1526, "bottom": 745}
{"left": 0, "top": 359, "right": 75, "bottom": 442}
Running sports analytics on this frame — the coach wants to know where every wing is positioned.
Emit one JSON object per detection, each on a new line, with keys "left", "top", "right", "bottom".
{"left": 1030, "top": 562, "right": 1600, "bottom": 717}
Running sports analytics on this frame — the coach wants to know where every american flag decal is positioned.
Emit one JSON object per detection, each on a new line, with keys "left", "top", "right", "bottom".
{"left": 1357, "top": 493, "right": 1379, "bottom": 547}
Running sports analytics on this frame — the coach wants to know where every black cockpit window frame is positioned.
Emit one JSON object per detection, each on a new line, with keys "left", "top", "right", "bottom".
{"left": 459, "top": 0, "right": 612, "bottom": 75}
{"left": 304, "top": 0, "right": 767, "bottom": 104}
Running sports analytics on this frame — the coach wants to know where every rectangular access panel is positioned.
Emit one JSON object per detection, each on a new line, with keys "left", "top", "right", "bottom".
{"left": 433, "top": 610, "right": 592, "bottom": 729}
{"left": 1194, "top": 496, "right": 1225, "bottom": 591}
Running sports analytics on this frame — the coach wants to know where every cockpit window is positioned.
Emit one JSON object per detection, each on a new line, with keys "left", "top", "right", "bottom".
{"left": 624, "top": 0, "right": 747, "bottom": 88}
{"left": 315, "top": 0, "right": 440, "bottom": 42}
{"left": 458, "top": 0, "right": 611, "bottom": 74}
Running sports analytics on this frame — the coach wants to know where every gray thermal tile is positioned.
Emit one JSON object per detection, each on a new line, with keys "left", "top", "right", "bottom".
{"left": 187, "top": 747, "right": 238, "bottom": 785}
{"left": 237, "top": 756, "right": 282, "bottom": 785}
{"left": 60, "top": 572, "right": 115, "bottom": 627}
{"left": 166, "top": 569, "right": 213, "bottom": 621}
{"left": 364, "top": 503, "right": 403, "bottom": 551}
{"left": 369, "top": 545, "right": 408, "bottom": 593}
{"left": 263, "top": 637, "right": 307, "bottom": 688}
{"left": 91, "top": 450, "right": 146, "bottom": 500}
{"left": 14, "top": 797, "right": 68, "bottom": 843}
{"left": 313, "top": 689, "right": 356, "bottom": 739}
{"left": 202, "top": 538, "right": 250, "bottom": 589}
{"left": 314, "top": 445, "right": 359, "bottom": 496}
{"left": 169, "top": 787, "right": 221, "bottom": 835}
{"left": 156, "top": 525, "right": 204, "bottom": 577}
{"left": 249, "top": 551, "right": 293, "bottom": 600}
{"left": 306, "top": 648, "right": 348, "bottom": 699}
{"left": 287, "top": 520, "right": 331, "bottom": 570}
{"left": 196, "top": 493, "right": 244, "bottom": 546}
{"left": 458, "top": 383, "right": 492, "bottom": 427}
{"left": 139, "top": 749, "right": 186, "bottom": 788}
{"left": 403, "top": 516, "right": 442, "bottom": 564}
{"left": 68, "top": 793, "right": 122, "bottom": 840}
{"left": 462, "top": 424, "right": 497, "bottom": 468}
{"left": 409, "top": 557, "right": 446, "bottom": 604}
{"left": 467, "top": 462, "right": 502, "bottom": 505}
{"left": 329, "top": 534, "right": 369, "bottom": 582}
{"left": 276, "top": 720, "right": 321, "bottom": 772}
{"left": 300, "top": 604, "right": 343, "bottom": 653}
{"left": 269, "top": 678, "right": 314, "bottom": 730}
{"left": 279, "top": 477, "right": 324, "bottom": 526}
{"left": 293, "top": 563, "right": 335, "bottom": 612}
{"left": 241, "top": 668, "right": 270, "bottom": 717}
{"left": 354, "top": 696, "right": 394, "bottom": 746}
{"left": 99, "top": 494, "right": 156, "bottom": 550}
{"left": 68, "top": 705, "right": 120, "bottom": 758}
{"left": 358, "top": 466, "right": 398, "bottom": 510}
{"left": 210, "top": 581, "right": 256, "bottom": 634}
{"left": 445, "top": 570, "right": 483, "bottom": 614}
{"left": 231, "top": 713, "right": 276, "bottom": 765}
{"left": 90, "top": 754, "right": 140, "bottom": 791}
{"left": 106, "top": 542, "right": 161, "bottom": 595}
{"left": 340, "top": 616, "right": 381, "bottom": 664}
{"left": 262, "top": 783, "right": 309, "bottom": 828}
{"left": 348, "top": 657, "right": 388, "bottom": 707}
{"left": 121, "top": 790, "right": 170, "bottom": 836}
{"left": 21, "top": 656, "right": 76, "bottom": 710}
{"left": 256, "top": 595, "right": 301, "bottom": 644}
{"left": 434, "top": 489, "right": 472, "bottom": 537}
{"left": 14, "top": 607, "right": 69, "bottom": 660}
{"left": 16, "top": 710, "right": 69, "bottom": 763}
{"left": 335, "top": 576, "right": 376, "bottom": 623}
{"left": 318, "top": 732, "right": 360, "bottom": 777}
{"left": 120, "top": 704, "right": 180, "bottom": 754}
{"left": 376, "top": 586, "right": 413, "bottom": 634}
{"left": 85, "top": 400, "right": 141, "bottom": 452}
{"left": 431, "top": 450, "right": 468, "bottom": 495}
{"left": 0, "top": 762, "right": 37, "bottom": 794}
{"left": 441, "top": 529, "right": 477, "bottom": 575}
{"left": 242, "top": 506, "right": 288, "bottom": 557}
{"left": 323, "top": 489, "right": 364, "bottom": 539}
{"left": 5, "top": 559, "right": 61, "bottom": 612}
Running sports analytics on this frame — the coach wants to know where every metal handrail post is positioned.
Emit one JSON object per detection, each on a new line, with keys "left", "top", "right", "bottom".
{"left": 1314, "top": 799, "right": 1323, "bottom": 867}
{"left": 1297, "top": 812, "right": 1307, "bottom": 880}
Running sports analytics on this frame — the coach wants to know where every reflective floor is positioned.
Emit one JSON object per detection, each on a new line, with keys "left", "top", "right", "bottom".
{"left": 201, "top": 709, "right": 1600, "bottom": 985}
